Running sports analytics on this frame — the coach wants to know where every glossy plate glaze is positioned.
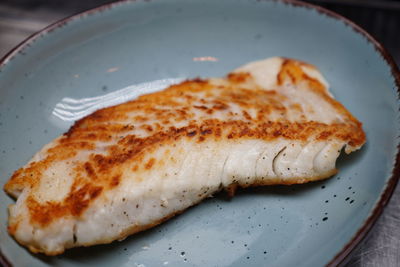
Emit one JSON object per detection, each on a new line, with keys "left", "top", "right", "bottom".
{"left": 0, "top": 0, "right": 399, "bottom": 266}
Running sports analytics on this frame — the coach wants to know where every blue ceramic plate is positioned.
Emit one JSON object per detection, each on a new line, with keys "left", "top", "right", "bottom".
{"left": 1, "top": 0, "right": 399, "bottom": 266}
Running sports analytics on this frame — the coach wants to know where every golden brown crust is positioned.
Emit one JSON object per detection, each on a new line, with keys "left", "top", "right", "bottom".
{"left": 25, "top": 171, "right": 338, "bottom": 256}
{"left": 4, "top": 59, "right": 366, "bottom": 229}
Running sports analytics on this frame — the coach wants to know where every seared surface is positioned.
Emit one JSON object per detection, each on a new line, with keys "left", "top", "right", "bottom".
{"left": 4, "top": 57, "right": 365, "bottom": 255}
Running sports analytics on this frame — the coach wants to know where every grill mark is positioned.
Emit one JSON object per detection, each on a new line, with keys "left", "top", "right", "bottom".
{"left": 145, "top": 158, "right": 155, "bottom": 170}
{"left": 109, "top": 175, "right": 121, "bottom": 187}
{"left": 84, "top": 162, "right": 97, "bottom": 180}
{"left": 27, "top": 184, "right": 103, "bottom": 226}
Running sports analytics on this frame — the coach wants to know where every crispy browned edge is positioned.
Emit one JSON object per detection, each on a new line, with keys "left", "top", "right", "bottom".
{"left": 0, "top": 0, "right": 399, "bottom": 265}
{"left": 27, "top": 169, "right": 338, "bottom": 256}
{"left": 280, "top": 2, "right": 400, "bottom": 266}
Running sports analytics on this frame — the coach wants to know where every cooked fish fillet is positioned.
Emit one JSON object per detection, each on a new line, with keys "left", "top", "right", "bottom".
{"left": 4, "top": 57, "right": 365, "bottom": 255}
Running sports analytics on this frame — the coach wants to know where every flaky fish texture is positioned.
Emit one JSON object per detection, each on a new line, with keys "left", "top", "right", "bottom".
{"left": 4, "top": 57, "right": 365, "bottom": 255}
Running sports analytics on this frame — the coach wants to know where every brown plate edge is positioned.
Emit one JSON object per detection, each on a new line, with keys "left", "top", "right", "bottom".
{"left": 0, "top": 1, "right": 135, "bottom": 266}
{"left": 0, "top": 0, "right": 399, "bottom": 266}
{"left": 276, "top": 1, "right": 400, "bottom": 266}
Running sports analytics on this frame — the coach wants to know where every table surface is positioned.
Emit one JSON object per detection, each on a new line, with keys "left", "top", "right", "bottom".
{"left": 0, "top": 0, "right": 399, "bottom": 266}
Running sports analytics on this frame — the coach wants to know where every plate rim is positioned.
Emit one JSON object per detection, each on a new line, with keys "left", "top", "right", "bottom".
{"left": 0, "top": 0, "right": 399, "bottom": 266}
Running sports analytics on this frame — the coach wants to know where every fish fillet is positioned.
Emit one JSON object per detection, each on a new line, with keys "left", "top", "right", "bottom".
{"left": 4, "top": 57, "right": 365, "bottom": 255}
